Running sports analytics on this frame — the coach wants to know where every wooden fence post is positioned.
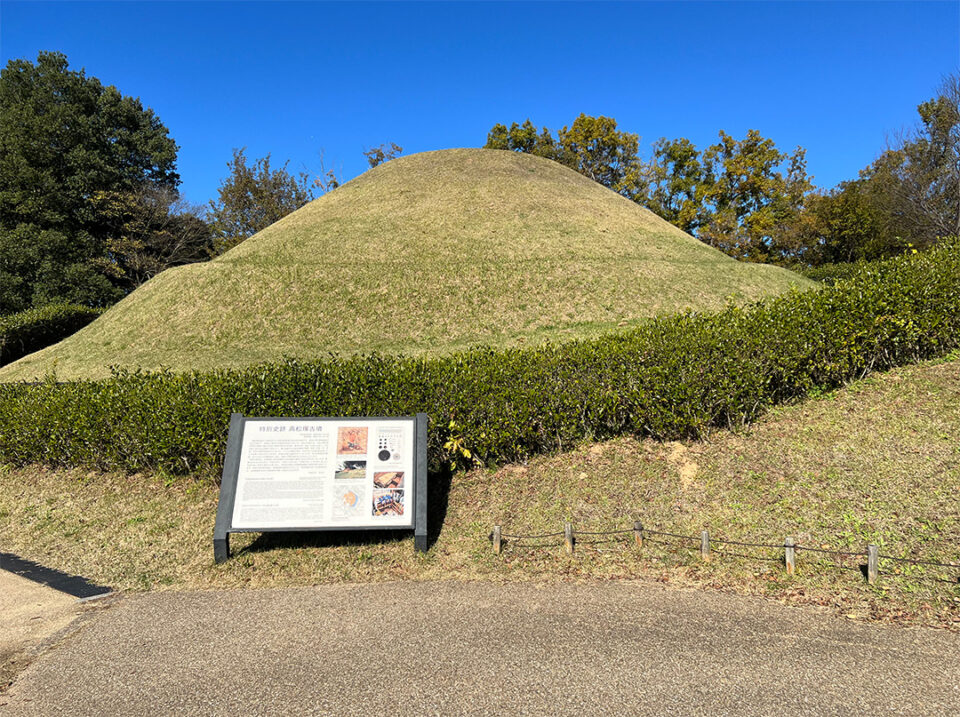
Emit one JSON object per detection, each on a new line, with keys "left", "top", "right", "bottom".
{"left": 564, "top": 522, "right": 574, "bottom": 554}
{"left": 785, "top": 536, "right": 795, "bottom": 576}
{"left": 701, "top": 530, "right": 710, "bottom": 561}
{"left": 492, "top": 525, "right": 502, "bottom": 556}
{"left": 634, "top": 521, "right": 643, "bottom": 549}
{"left": 867, "top": 544, "right": 879, "bottom": 584}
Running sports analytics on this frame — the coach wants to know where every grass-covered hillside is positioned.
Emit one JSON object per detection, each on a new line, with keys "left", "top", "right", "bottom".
{"left": 0, "top": 148, "right": 813, "bottom": 381}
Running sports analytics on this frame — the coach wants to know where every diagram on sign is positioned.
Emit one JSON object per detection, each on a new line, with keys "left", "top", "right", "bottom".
{"left": 333, "top": 485, "right": 366, "bottom": 519}
{"left": 376, "top": 427, "right": 403, "bottom": 463}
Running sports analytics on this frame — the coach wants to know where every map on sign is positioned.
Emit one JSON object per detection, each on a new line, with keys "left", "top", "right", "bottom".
{"left": 230, "top": 419, "right": 415, "bottom": 530}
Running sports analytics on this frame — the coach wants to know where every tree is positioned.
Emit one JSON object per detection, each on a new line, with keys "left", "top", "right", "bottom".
{"left": 484, "top": 115, "right": 643, "bottom": 198}
{"left": 557, "top": 114, "right": 643, "bottom": 199}
{"left": 207, "top": 148, "right": 314, "bottom": 255}
{"left": 90, "top": 187, "right": 213, "bottom": 289}
{"left": 788, "top": 75, "right": 960, "bottom": 265}
{"left": 868, "top": 74, "right": 960, "bottom": 243}
{"left": 644, "top": 137, "right": 706, "bottom": 234}
{"left": 697, "top": 130, "right": 813, "bottom": 262}
{"left": 0, "top": 225, "right": 119, "bottom": 313}
{"left": 363, "top": 142, "right": 403, "bottom": 168}
{"left": 485, "top": 119, "right": 566, "bottom": 163}
{"left": 0, "top": 51, "right": 180, "bottom": 313}
{"left": 797, "top": 182, "right": 891, "bottom": 264}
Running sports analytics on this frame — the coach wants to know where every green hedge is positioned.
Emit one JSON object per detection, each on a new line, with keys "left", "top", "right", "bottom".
{"left": 801, "top": 257, "right": 897, "bottom": 286}
{"left": 1, "top": 240, "right": 958, "bottom": 477}
{"left": 0, "top": 304, "right": 103, "bottom": 367}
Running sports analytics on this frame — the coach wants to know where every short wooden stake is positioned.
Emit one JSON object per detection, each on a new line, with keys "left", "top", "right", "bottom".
{"left": 867, "top": 544, "right": 879, "bottom": 584}
{"left": 634, "top": 521, "right": 643, "bottom": 549}
{"left": 701, "top": 530, "right": 710, "bottom": 561}
{"left": 564, "top": 522, "right": 574, "bottom": 554}
{"left": 785, "top": 536, "right": 795, "bottom": 576}
{"left": 492, "top": 525, "right": 502, "bottom": 555}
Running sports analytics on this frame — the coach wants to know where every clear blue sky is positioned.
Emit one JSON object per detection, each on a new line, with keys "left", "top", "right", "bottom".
{"left": 2, "top": 1, "right": 958, "bottom": 206}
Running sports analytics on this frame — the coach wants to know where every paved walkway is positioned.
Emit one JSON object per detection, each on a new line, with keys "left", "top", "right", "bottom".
{"left": 0, "top": 568, "right": 86, "bottom": 691}
{"left": 2, "top": 581, "right": 958, "bottom": 715}
{"left": 0, "top": 569, "right": 79, "bottom": 665}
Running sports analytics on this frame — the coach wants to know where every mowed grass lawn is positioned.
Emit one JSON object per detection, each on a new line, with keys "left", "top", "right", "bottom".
{"left": 1, "top": 354, "right": 957, "bottom": 628}
{"left": 0, "top": 149, "right": 812, "bottom": 381}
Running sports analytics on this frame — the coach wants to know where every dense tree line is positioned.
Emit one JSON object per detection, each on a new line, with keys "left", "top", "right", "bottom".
{"left": 0, "top": 52, "right": 407, "bottom": 316}
{"left": 485, "top": 76, "right": 959, "bottom": 266}
{"left": 0, "top": 51, "right": 212, "bottom": 315}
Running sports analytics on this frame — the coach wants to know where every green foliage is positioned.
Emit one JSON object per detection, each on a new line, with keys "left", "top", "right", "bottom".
{"left": 488, "top": 119, "right": 813, "bottom": 261}
{"left": 89, "top": 187, "right": 213, "bottom": 289}
{"left": 644, "top": 138, "right": 704, "bottom": 234}
{"left": 696, "top": 130, "right": 814, "bottom": 263}
{"left": 801, "top": 182, "right": 898, "bottom": 264}
{"left": 484, "top": 115, "right": 643, "bottom": 198}
{"left": 643, "top": 130, "right": 815, "bottom": 264}
{"left": 557, "top": 114, "right": 644, "bottom": 199}
{"left": 0, "top": 51, "right": 180, "bottom": 313}
{"left": 208, "top": 148, "right": 314, "bottom": 255}
{"left": 799, "top": 247, "right": 921, "bottom": 285}
{"left": 1, "top": 240, "right": 957, "bottom": 478}
{"left": 484, "top": 120, "right": 563, "bottom": 162}
{"left": 800, "top": 261, "right": 872, "bottom": 287}
{"left": 0, "top": 304, "right": 102, "bottom": 367}
{"left": 0, "top": 225, "right": 123, "bottom": 314}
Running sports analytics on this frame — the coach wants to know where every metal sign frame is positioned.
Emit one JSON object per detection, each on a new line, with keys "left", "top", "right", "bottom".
{"left": 214, "top": 412, "right": 428, "bottom": 563}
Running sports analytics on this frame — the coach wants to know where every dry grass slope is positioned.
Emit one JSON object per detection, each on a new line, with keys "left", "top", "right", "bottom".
{"left": 0, "top": 148, "right": 813, "bottom": 381}
{"left": 0, "top": 354, "right": 956, "bottom": 627}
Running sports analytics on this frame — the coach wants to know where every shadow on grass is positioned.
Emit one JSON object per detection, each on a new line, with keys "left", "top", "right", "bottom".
{"left": 235, "top": 466, "right": 455, "bottom": 556}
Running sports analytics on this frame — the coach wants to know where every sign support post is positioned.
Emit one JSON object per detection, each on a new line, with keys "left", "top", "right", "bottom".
{"left": 213, "top": 412, "right": 245, "bottom": 564}
{"left": 414, "top": 412, "right": 428, "bottom": 553}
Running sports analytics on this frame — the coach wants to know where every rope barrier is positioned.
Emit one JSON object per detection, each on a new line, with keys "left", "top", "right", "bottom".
{"left": 793, "top": 545, "right": 866, "bottom": 558}
{"left": 575, "top": 529, "right": 635, "bottom": 536}
{"left": 642, "top": 528, "right": 700, "bottom": 542}
{"left": 711, "top": 537, "right": 788, "bottom": 549}
{"left": 492, "top": 523, "right": 959, "bottom": 579}
{"left": 499, "top": 531, "right": 564, "bottom": 540}
{"left": 877, "top": 554, "right": 960, "bottom": 569}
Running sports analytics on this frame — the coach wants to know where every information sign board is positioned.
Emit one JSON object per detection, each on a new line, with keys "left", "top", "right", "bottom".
{"left": 214, "top": 413, "right": 428, "bottom": 562}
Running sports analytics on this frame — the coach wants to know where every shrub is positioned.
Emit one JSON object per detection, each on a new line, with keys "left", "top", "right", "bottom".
{"left": 0, "top": 240, "right": 958, "bottom": 477}
{"left": 800, "top": 253, "right": 916, "bottom": 285}
{"left": 0, "top": 304, "right": 103, "bottom": 367}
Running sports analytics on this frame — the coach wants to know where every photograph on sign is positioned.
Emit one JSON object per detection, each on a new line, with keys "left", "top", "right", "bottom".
{"left": 231, "top": 419, "right": 416, "bottom": 530}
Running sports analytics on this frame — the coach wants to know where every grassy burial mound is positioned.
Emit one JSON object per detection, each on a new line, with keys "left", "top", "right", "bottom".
{"left": 0, "top": 148, "right": 812, "bottom": 381}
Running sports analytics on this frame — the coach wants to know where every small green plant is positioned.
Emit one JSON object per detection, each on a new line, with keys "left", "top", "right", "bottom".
{"left": 443, "top": 420, "right": 481, "bottom": 472}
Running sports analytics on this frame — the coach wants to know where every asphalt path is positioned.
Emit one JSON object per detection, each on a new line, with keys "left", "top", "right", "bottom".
{"left": 0, "top": 569, "right": 79, "bottom": 686}
{"left": 2, "top": 581, "right": 958, "bottom": 715}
